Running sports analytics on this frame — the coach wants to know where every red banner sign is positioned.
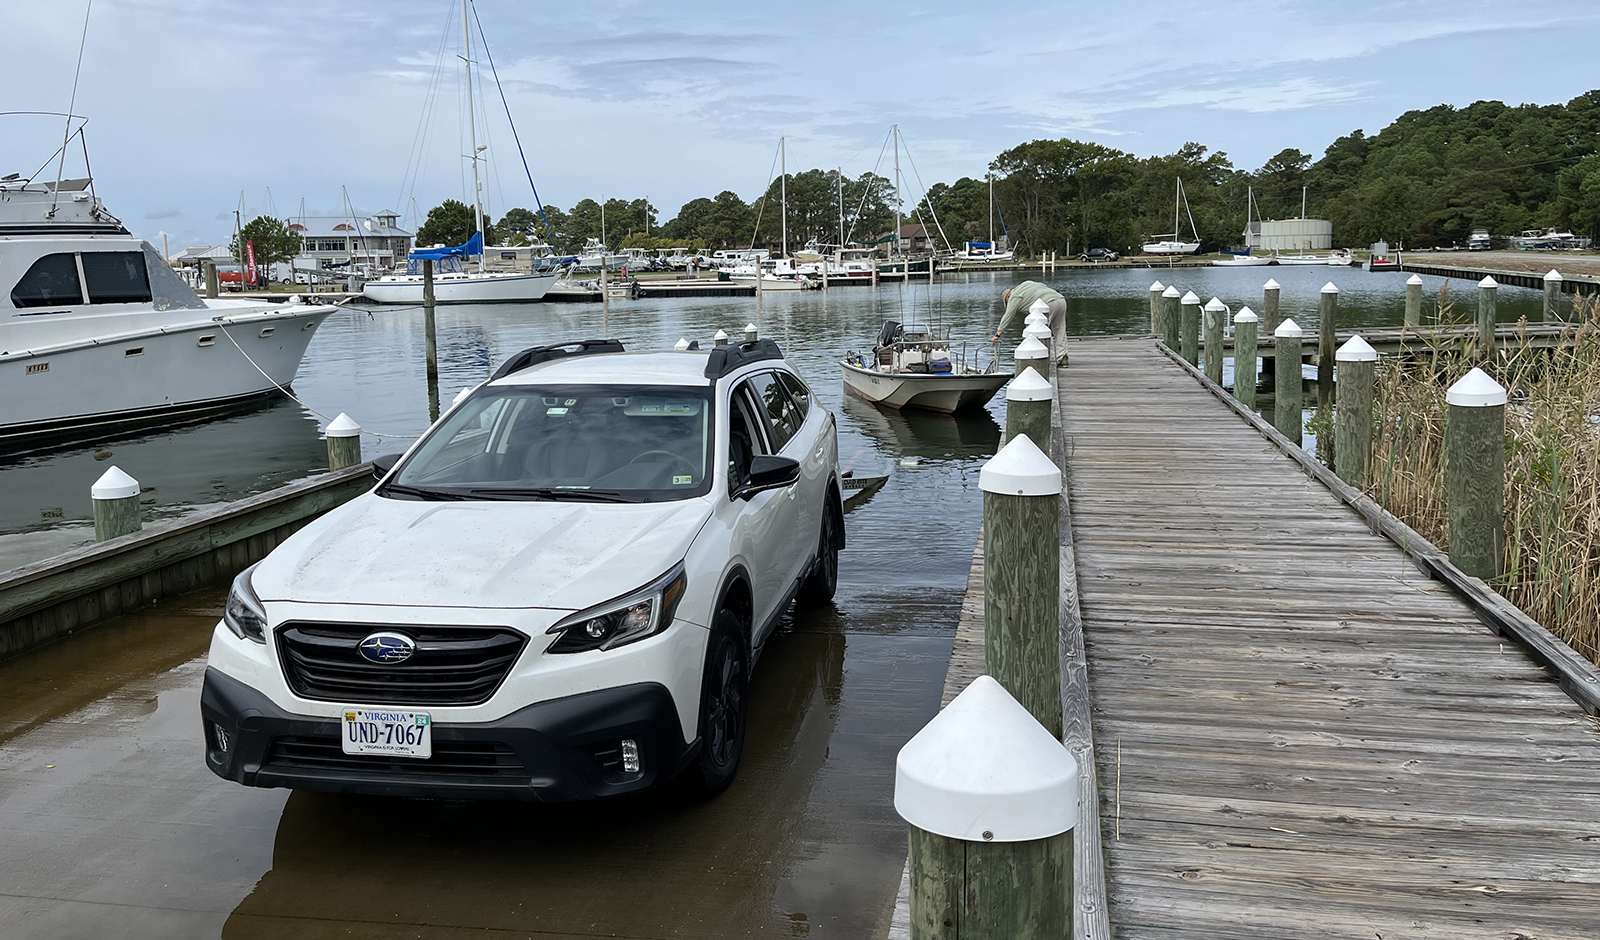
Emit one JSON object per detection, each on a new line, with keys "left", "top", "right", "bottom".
{"left": 245, "top": 240, "right": 257, "bottom": 286}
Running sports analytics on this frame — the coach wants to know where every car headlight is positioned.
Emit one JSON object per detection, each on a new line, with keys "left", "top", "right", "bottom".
{"left": 223, "top": 565, "right": 267, "bottom": 643}
{"left": 546, "top": 564, "right": 688, "bottom": 654}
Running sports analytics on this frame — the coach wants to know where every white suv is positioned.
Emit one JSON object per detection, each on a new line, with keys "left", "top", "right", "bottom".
{"left": 201, "top": 338, "right": 843, "bottom": 800}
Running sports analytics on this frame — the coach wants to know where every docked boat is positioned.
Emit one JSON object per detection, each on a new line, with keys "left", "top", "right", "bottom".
{"left": 362, "top": 233, "right": 558, "bottom": 304}
{"left": 1212, "top": 253, "right": 1273, "bottom": 267}
{"left": 1, "top": 177, "right": 331, "bottom": 442}
{"left": 1142, "top": 178, "right": 1202, "bottom": 255}
{"left": 948, "top": 175, "right": 1014, "bottom": 264}
{"left": 841, "top": 321, "right": 1007, "bottom": 413}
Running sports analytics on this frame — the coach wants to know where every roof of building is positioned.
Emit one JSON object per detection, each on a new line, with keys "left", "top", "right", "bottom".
{"left": 899, "top": 223, "right": 931, "bottom": 238}
{"left": 287, "top": 215, "right": 412, "bottom": 239}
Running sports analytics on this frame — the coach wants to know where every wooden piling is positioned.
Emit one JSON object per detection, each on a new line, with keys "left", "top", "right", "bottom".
{"left": 1333, "top": 336, "right": 1377, "bottom": 488}
{"left": 1261, "top": 278, "right": 1280, "bottom": 384}
{"left": 1160, "top": 286, "right": 1180, "bottom": 351}
{"left": 1179, "top": 291, "right": 1201, "bottom": 366}
{"left": 1273, "top": 318, "right": 1304, "bottom": 445}
{"left": 1202, "top": 297, "right": 1225, "bottom": 384}
{"left": 1014, "top": 337, "right": 1049, "bottom": 380}
{"left": 1004, "top": 370, "right": 1053, "bottom": 449}
{"left": 745, "top": 322, "right": 759, "bottom": 343}
{"left": 325, "top": 413, "right": 362, "bottom": 471}
{"left": 423, "top": 259, "right": 439, "bottom": 422}
{"left": 1544, "top": 269, "right": 1562, "bottom": 322}
{"left": 1477, "top": 276, "right": 1498, "bottom": 358}
{"left": 1149, "top": 280, "right": 1164, "bottom": 335}
{"left": 1446, "top": 369, "right": 1506, "bottom": 581}
{"left": 1233, "top": 307, "right": 1258, "bottom": 410}
{"left": 91, "top": 467, "right": 142, "bottom": 542}
{"left": 1317, "top": 282, "right": 1338, "bottom": 401}
{"left": 978, "top": 436, "right": 1062, "bottom": 737}
{"left": 203, "top": 261, "right": 219, "bottom": 298}
{"left": 713, "top": 329, "right": 729, "bottom": 347}
{"left": 1405, "top": 274, "right": 1423, "bottom": 328}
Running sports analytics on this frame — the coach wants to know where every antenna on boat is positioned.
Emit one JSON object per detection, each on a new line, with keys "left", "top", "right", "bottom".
{"left": 49, "top": 0, "right": 94, "bottom": 219}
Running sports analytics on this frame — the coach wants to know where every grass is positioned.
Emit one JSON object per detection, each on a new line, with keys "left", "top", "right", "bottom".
{"left": 1368, "top": 294, "right": 1600, "bottom": 666}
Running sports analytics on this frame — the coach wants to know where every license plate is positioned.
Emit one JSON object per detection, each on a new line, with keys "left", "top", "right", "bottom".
{"left": 342, "top": 708, "right": 432, "bottom": 759}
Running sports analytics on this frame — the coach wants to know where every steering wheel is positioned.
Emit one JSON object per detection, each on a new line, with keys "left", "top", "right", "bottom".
{"left": 630, "top": 450, "right": 697, "bottom": 477}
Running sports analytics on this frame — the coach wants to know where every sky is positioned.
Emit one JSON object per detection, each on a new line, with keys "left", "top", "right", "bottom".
{"left": 3, "top": 0, "right": 1596, "bottom": 249}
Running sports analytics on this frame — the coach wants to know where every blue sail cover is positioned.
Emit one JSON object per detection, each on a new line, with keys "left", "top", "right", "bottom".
{"left": 410, "top": 231, "right": 483, "bottom": 260}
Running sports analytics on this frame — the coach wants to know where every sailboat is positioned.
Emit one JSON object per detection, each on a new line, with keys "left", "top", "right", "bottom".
{"left": 1213, "top": 186, "right": 1274, "bottom": 266}
{"left": 729, "top": 137, "right": 817, "bottom": 292}
{"left": 952, "top": 174, "right": 1015, "bottom": 265}
{"left": 1142, "top": 178, "right": 1202, "bottom": 255}
{"left": 363, "top": 0, "right": 557, "bottom": 304}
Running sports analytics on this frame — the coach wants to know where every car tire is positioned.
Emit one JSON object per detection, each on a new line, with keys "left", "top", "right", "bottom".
{"left": 798, "top": 500, "right": 840, "bottom": 607}
{"left": 692, "top": 608, "right": 749, "bottom": 796}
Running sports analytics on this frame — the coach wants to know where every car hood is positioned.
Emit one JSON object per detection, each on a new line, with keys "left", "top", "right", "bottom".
{"left": 252, "top": 493, "right": 713, "bottom": 611}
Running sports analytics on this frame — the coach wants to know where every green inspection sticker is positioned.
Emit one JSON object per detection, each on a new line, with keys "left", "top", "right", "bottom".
{"left": 672, "top": 475, "right": 693, "bottom": 485}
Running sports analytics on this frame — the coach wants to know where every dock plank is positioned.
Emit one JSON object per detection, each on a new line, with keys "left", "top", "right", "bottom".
{"left": 1056, "top": 338, "right": 1600, "bottom": 938}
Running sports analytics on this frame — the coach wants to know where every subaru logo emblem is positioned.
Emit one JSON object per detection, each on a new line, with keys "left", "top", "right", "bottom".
{"left": 357, "top": 631, "right": 416, "bottom": 665}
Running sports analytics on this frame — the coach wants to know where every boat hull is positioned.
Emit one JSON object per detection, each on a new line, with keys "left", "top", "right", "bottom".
{"left": 1212, "top": 256, "right": 1273, "bottom": 267}
{"left": 0, "top": 306, "right": 332, "bottom": 442}
{"left": 728, "top": 275, "right": 811, "bottom": 291}
{"left": 840, "top": 361, "right": 1008, "bottom": 414}
{"left": 362, "top": 272, "right": 557, "bottom": 304}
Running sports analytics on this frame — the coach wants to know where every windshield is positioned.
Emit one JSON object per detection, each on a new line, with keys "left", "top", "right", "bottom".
{"left": 388, "top": 384, "right": 714, "bottom": 502}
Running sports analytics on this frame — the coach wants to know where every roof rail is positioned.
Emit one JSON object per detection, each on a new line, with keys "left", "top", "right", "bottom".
{"left": 704, "top": 338, "right": 784, "bottom": 379}
{"left": 490, "top": 339, "right": 625, "bottom": 381}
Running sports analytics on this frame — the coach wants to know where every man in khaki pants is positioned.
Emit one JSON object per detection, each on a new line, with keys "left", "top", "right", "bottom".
{"left": 994, "top": 280, "right": 1067, "bottom": 365}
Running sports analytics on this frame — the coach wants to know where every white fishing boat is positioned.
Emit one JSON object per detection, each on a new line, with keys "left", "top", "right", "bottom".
{"left": 1, "top": 176, "right": 330, "bottom": 442}
{"left": 841, "top": 321, "right": 1007, "bottom": 413}
{"left": 728, "top": 259, "right": 816, "bottom": 291}
{"left": 573, "top": 238, "right": 627, "bottom": 272}
{"left": 1142, "top": 178, "right": 1201, "bottom": 255}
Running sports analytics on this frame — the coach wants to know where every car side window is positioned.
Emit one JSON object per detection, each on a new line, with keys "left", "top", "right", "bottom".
{"left": 777, "top": 371, "right": 811, "bottom": 421}
{"left": 746, "top": 371, "right": 802, "bottom": 451}
{"left": 728, "top": 383, "right": 770, "bottom": 492}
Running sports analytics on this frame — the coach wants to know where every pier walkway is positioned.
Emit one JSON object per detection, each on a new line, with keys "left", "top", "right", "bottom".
{"left": 1056, "top": 337, "right": 1600, "bottom": 938}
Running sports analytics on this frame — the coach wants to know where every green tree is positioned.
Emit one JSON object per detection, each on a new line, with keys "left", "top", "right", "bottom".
{"left": 229, "top": 216, "right": 302, "bottom": 269}
{"left": 416, "top": 199, "right": 494, "bottom": 248}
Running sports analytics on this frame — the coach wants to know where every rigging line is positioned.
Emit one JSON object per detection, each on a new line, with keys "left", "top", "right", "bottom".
{"left": 843, "top": 129, "right": 893, "bottom": 245}
{"left": 395, "top": 3, "right": 457, "bottom": 215}
{"left": 469, "top": 2, "right": 558, "bottom": 249}
{"left": 747, "top": 138, "right": 782, "bottom": 252}
{"left": 24, "top": 124, "right": 83, "bottom": 186}
{"left": 898, "top": 133, "right": 953, "bottom": 253}
{"left": 51, "top": 0, "right": 93, "bottom": 214}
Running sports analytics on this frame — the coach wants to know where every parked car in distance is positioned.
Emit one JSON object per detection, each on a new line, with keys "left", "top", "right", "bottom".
{"left": 1078, "top": 248, "right": 1120, "bottom": 262}
{"left": 201, "top": 337, "right": 844, "bottom": 802}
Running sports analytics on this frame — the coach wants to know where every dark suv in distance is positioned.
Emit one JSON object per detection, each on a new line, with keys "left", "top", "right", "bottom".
{"left": 1078, "top": 248, "right": 1120, "bottom": 262}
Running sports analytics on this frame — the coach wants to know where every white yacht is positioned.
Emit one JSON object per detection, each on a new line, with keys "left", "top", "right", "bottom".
{"left": 362, "top": 233, "right": 558, "bottom": 304}
{"left": 0, "top": 178, "right": 331, "bottom": 441}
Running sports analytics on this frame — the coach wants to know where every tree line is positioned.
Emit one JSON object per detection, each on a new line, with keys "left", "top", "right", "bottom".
{"left": 410, "top": 90, "right": 1600, "bottom": 256}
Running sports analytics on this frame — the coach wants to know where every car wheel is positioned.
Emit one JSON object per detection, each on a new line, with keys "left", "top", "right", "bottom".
{"left": 798, "top": 500, "right": 840, "bottom": 607}
{"left": 693, "top": 608, "right": 749, "bottom": 795}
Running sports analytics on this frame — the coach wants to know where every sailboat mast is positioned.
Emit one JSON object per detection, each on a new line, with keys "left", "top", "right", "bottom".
{"left": 1173, "top": 177, "right": 1180, "bottom": 243}
{"left": 988, "top": 172, "right": 994, "bottom": 247}
{"left": 461, "top": 0, "right": 485, "bottom": 273}
{"left": 1301, "top": 185, "right": 1307, "bottom": 219}
{"left": 838, "top": 168, "right": 845, "bottom": 250}
{"left": 780, "top": 136, "right": 787, "bottom": 260}
{"left": 892, "top": 124, "right": 901, "bottom": 261}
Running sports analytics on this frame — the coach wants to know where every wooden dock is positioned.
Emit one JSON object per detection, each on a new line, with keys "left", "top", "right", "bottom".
{"left": 1055, "top": 337, "right": 1600, "bottom": 937}
{"left": 1220, "top": 322, "right": 1578, "bottom": 360}
{"left": 1396, "top": 260, "right": 1600, "bottom": 293}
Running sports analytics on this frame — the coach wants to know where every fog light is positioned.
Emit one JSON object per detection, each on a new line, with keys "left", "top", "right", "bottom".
{"left": 620, "top": 738, "right": 640, "bottom": 773}
{"left": 214, "top": 723, "right": 232, "bottom": 753}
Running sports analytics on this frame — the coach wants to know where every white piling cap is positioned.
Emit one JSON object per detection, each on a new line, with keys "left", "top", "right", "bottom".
{"left": 1545, "top": 269, "right": 1563, "bottom": 283}
{"left": 1005, "top": 369, "right": 1054, "bottom": 402}
{"left": 895, "top": 675, "right": 1080, "bottom": 842}
{"left": 1180, "top": 290, "right": 1200, "bottom": 305}
{"left": 978, "top": 434, "right": 1061, "bottom": 496}
{"left": 713, "top": 328, "right": 729, "bottom": 341}
{"left": 1149, "top": 280, "right": 1164, "bottom": 292}
{"left": 744, "top": 322, "right": 758, "bottom": 333}
{"left": 1025, "top": 310, "right": 1049, "bottom": 326}
{"left": 91, "top": 465, "right": 140, "bottom": 500}
{"left": 1322, "top": 281, "right": 1340, "bottom": 295}
{"left": 674, "top": 338, "right": 690, "bottom": 350}
{"left": 1264, "top": 278, "right": 1280, "bottom": 290}
{"left": 1023, "top": 322, "right": 1052, "bottom": 341}
{"left": 1028, "top": 298, "right": 1052, "bottom": 316}
{"left": 1233, "top": 306, "right": 1258, "bottom": 323}
{"left": 1407, "top": 274, "right": 1424, "bottom": 286}
{"left": 1162, "top": 285, "right": 1180, "bottom": 298}
{"left": 325, "top": 413, "right": 361, "bottom": 438}
{"left": 1447, "top": 367, "right": 1508, "bottom": 407}
{"left": 1275, "top": 317, "right": 1303, "bottom": 338}
{"left": 1479, "top": 275, "right": 1498, "bottom": 289}
{"left": 1336, "top": 335, "right": 1377, "bottom": 362}
{"left": 1014, "top": 336, "right": 1049, "bottom": 361}
{"left": 1204, "top": 296, "right": 1226, "bottom": 312}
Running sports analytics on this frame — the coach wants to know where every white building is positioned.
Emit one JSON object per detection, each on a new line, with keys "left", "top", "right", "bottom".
{"left": 1245, "top": 218, "right": 1333, "bottom": 252}
{"left": 288, "top": 210, "right": 413, "bottom": 273}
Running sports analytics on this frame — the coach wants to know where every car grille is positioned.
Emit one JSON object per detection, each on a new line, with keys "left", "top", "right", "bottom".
{"left": 276, "top": 622, "right": 527, "bottom": 706}
{"left": 264, "top": 734, "right": 526, "bottom": 778}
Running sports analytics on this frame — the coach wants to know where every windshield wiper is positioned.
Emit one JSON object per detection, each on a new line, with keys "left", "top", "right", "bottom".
{"left": 467, "top": 487, "right": 641, "bottom": 503}
{"left": 378, "top": 483, "right": 471, "bottom": 501}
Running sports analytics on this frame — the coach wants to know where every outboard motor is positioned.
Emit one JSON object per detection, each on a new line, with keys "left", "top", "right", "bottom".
{"left": 875, "top": 320, "right": 903, "bottom": 349}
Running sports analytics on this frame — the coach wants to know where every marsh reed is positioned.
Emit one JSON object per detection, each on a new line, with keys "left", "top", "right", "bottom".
{"left": 1370, "top": 294, "right": 1600, "bottom": 665}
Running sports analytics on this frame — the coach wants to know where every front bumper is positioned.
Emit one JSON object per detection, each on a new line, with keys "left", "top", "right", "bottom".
{"left": 200, "top": 667, "right": 697, "bottom": 801}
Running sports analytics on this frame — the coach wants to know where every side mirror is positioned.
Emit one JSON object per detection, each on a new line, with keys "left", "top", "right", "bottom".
{"left": 371, "top": 452, "right": 401, "bottom": 481}
{"left": 737, "top": 455, "right": 800, "bottom": 499}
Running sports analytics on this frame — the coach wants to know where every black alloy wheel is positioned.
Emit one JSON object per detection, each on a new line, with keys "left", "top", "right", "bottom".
{"left": 799, "top": 501, "right": 840, "bottom": 607}
{"left": 694, "top": 608, "right": 748, "bottom": 795}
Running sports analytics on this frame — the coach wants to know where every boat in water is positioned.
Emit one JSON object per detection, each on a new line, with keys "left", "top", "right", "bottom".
{"left": 841, "top": 321, "right": 1007, "bottom": 413}
{"left": 1, "top": 176, "right": 331, "bottom": 442}
{"left": 1212, "top": 253, "right": 1273, "bottom": 267}
{"left": 362, "top": 233, "right": 558, "bottom": 304}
